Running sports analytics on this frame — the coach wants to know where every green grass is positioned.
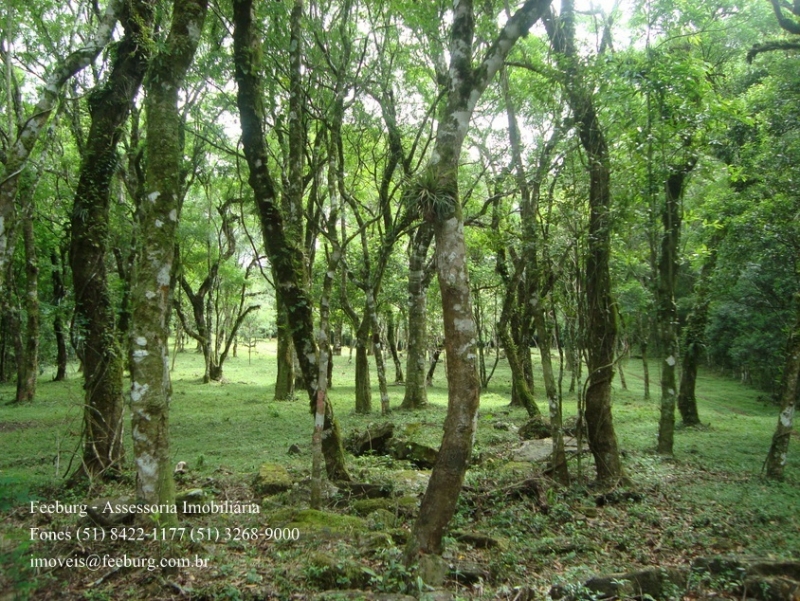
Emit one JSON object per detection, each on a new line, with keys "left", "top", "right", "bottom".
{"left": 1, "top": 342, "right": 798, "bottom": 599}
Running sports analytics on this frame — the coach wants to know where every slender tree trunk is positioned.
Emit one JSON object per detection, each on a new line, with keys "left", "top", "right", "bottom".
{"left": 51, "top": 250, "right": 68, "bottom": 381}
{"left": 232, "top": 0, "right": 350, "bottom": 481}
{"left": 402, "top": 224, "right": 433, "bottom": 409}
{"left": 354, "top": 317, "right": 372, "bottom": 414}
{"left": 617, "top": 339, "right": 628, "bottom": 391}
{"left": 657, "top": 165, "right": 693, "bottom": 455}
{"left": 546, "top": 1, "right": 623, "bottom": 483}
{"left": 313, "top": 127, "right": 346, "bottom": 508}
{"left": 764, "top": 292, "right": 799, "bottom": 480}
{"left": 535, "top": 306, "right": 568, "bottom": 483}
{"left": 369, "top": 296, "right": 391, "bottom": 415}
{"left": 15, "top": 178, "right": 39, "bottom": 403}
{"left": 677, "top": 234, "right": 719, "bottom": 426}
{"left": 426, "top": 344, "right": 443, "bottom": 387}
{"left": 129, "top": 0, "right": 206, "bottom": 520}
{"left": 641, "top": 340, "right": 651, "bottom": 400}
{"left": 405, "top": 0, "right": 551, "bottom": 566}
{"left": 69, "top": 0, "right": 153, "bottom": 481}
{"left": 386, "top": 309, "right": 404, "bottom": 383}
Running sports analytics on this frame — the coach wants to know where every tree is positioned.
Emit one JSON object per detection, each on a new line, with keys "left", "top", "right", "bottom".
{"left": 404, "top": 0, "right": 552, "bottom": 566}
{"left": 402, "top": 224, "right": 435, "bottom": 409}
{"left": 545, "top": 0, "right": 624, "bottom": 483}
{"left": 128, "top": 0, "right": 207, "bottom": 516}
{"left": 0, "top": 0, "right": 122, "bottom": 297}
{"left": 232, "top": 0, "right": 350, "bottom": 482}
{"left": 69, "top": 0, "right": 154, "bottom": 481}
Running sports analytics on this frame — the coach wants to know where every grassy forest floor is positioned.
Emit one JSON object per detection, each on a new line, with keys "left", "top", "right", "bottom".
{"left": 0, "top": 341, "right": 798, "bottom": 600}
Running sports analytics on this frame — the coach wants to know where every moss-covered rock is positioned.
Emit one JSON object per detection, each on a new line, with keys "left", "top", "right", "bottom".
{"left": 366, "top": 508, "right": 397, "bottom": 530}
{"left": 519, "top": 416, "right": 551, "bottom": 440}
{"left": 288, "top": 509, "right": 368, "bottom": 540}
{"left": 252, "top": 463, "right": 293, "bottom": 496}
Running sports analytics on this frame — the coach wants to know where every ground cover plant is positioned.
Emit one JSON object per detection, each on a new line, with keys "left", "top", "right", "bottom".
{"left": 1, "top": 341, "right": 797, "bottom": 600}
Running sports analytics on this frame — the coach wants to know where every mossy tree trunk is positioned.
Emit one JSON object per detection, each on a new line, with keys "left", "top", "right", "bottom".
{"left": 657, "top": 162, "right": 694, "bottom": 455}
{"left": 313, "top": 120, "right": 349, "bottom": 504}
{"left": 641, "top": 339, "right": 651, "bottom": 400}
{"left": 546, "top": 1, "right": 623, "bottom": 483}
{"left": 15, "top": 175, "right": 40, "bottom": 403}
{"left": 232, "top": 0, "right": 350, "bottom": 482}
{"left": 405, "top": 0, "right": 551, "bottom": 566}
{"left": 765, "top": 292, "right": 799, "bottom": 480}
{"left": 402, "top": 223, "right": 434, "bottom": 409}
{"left": 273, "top": 297, "right": 295, "bottom": 400}
{"left": 353, "top": 317, "right": 373, "bottom": 414}
{"left": 386, "top": 308, "right": 404, "bottom": 383}
{"left": 677, "top": 230, "right": 720, "bottom": 426}
{"left": 69, "top": 0, "right": 154, "bottom": 482}
{"left": 129, "top": 0, "right": 206, "bottom": 520}
{"left": 369, "top": 294, "right": 391, "bottom": 415}
{"left": 51, "top": 249, "right": 68, "bottom": 381}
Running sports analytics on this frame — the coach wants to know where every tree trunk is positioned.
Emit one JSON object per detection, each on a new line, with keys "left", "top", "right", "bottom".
{"left": 273, "top": 297, "right": 295, "bottom": 400}
{"left": 369, "top": 298, "right": 391, "bottom": 415}
{"left": 546, "top": 2, "right": 623, "bottom": 483}
{"left": 15, "top": 177, "right": 39, "bottom": 403}
{"left": 69, "top": 0, "right": 153, "bottom": 481}
{"left": 51, "top": 250, "right": 68, "bottom": 381}
{"left": 404, "top": 0, "right": 551, "bottom": 566}
{"left": 129, "top": 0, "right": 206, "bottom": 520}
{"left": 535, "top": 305, "right": 568, "bottom": 484}
{"left": 657, "top": 165, "right": 693, "bottom": 455}
{"left": 354, "top": 318, "right": 372, "bottom": 414}
{"left": 426, "top": 344, "right": 442, "bottom": 387}
{"left": 500, "top": 325, "right": 540, "bottom": 417}
{"left": 641, "top": 340, "right": 650, "bottom": 400}
{"left": 764, "top": 292, "right": 799, "bottom": 480}
{"left": 677, "top": 234, "right": 719, "bottom": 426}
{"left": 402, "top": 223, "right": 433, "bottom": 409}
{"left": 386, "top": 309, "right": 404, "bottom": 383}
{"left": 232, "top": 0, "right": 350, "bottom": 482}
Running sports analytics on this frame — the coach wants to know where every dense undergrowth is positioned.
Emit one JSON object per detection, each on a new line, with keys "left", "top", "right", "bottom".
{"left": 0, "top": 341, "right": 797, "bottom": 600}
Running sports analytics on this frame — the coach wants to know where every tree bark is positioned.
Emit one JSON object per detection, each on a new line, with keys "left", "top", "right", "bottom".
{"left": 15, "top": 175, "right": 39, "bottom": 403}
{"left": 765, "top": 292, "right": 799, "bottom": 480}
{"left": 402, "top": 223, "right": 434, "bottom": 409}
{"left": 386, "top": 308, "right": 404, "bottom": 383}
{"left": 405, "top": 0, "right": 551, "bottom": 566}
{"left": 546, "top": 1, "right": 623, "bottom": 483}
{"left": 273, "top": 297, "right": 295, "bottom": 399}
{"left": 369, "top": 296, "right": 391, "bottom": 415}
{"left": 352, "top": 315, "right": 373, "bottom": 414}
{"left": 677, "top": 232, "right": 720, "bottom": 426}
{"left": 129, "top": 0, "right": 206, "bottom": 519}
{"left": 232, "top": 0, "right": 350, "bottom": 481}
{"left": 657, "top": 164, "right": 693, "bottom": 454}
{"left": 69, "top": 0, "right": 154, "bottom": 482}
{"left": 51, "top": 249, "right": 68, "bottom": 381}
